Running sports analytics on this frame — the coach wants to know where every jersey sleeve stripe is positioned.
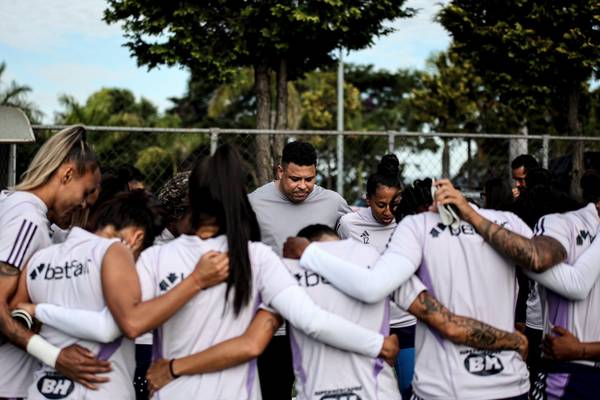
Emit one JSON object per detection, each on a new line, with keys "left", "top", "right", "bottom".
{"left": 16, "top": 224, "right": 38, "bottom": 268}
{"left": 6, "top": 219, "right": 28, "bottom": 266}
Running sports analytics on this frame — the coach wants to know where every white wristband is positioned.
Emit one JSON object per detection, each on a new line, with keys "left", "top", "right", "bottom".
{"left": 26, "top": 334, "right": 61, "bottom": 368}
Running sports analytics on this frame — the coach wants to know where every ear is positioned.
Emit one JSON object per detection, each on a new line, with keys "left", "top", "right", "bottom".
{"left": 276, "top": 165, "right": 284, "bottom": 179}
{"left": 131, "top": 228, "right": 146, "bottom": 252}
{"left": 58, "top": 164, "right": 75, "bottom": 185}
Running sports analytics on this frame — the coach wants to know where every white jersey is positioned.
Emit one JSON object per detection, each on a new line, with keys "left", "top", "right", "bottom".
{"left": 26, "top": 228, "right": 134, "bottom": 400}
{"left": 337, "top": 207, "right": 416, "bottom": 329}
{"left": 0, "top": 190, "right": 52, "bottom": 397}
{"left": 392, "top": 208, "right": 530, "bottom": 400}
{"left": 534, "top": 203, "right": 600, "bottom": 365}
{"left": 285, "top": 240, "right": 404, "bottom": 400}
{"left": 525, "top": 281, "right": 544, "bottom": 330}
{"left": 138, "top": 234, "right": 297, "bottom": 400}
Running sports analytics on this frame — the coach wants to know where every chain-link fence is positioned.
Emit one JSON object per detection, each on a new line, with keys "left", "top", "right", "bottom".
{"left": 2, "top": 125, "right": 598, "bottom": 204}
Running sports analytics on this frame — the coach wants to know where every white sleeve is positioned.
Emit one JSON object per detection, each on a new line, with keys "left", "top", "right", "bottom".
{"left": 392, "top": 275, "right": 427, "bottom": 310}
{"left": 35, "top": 304, "right": 121, "bottom": 343}
{"left": 0, "top": 216, "right": 49, "bottom": 269}
{"left": 136, "top": 248, "right": 159, "bottom": 301}
{"left": 299, "top": 217, "right": 423, "bottom": 303}
{"left": 525, "top": 229, "right": 600, "bottom": 300}
{"left": 270, "top": 285, "right": 383, "bottom": 358}
{"left": 336, "top": 215, "right": 352, "bottom": 239}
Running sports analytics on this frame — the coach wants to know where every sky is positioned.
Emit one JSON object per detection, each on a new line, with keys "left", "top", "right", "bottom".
{"left": 0, "top": 0, "right": 451, "bottom": 123}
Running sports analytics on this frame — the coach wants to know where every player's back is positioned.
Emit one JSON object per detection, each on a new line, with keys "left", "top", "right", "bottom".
{"left": 137, "top": 234, "right": 296, "bottom": 400}
{"left": 26, "top": 227, "right": 134, "bottom": 399}
{"left": 404, "top": 208, "right": 530, "bottom": 399}
{"left": 535, "top": 204, "right": 600, "bottom": 360}
{"left": 285, "top": 240, "right": 400, "bottom": 400}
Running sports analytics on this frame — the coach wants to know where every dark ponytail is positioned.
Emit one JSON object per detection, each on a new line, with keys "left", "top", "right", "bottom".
{"left": 366, "top": 154, "right": 402, "bottom": 198}
{"left": 188, "top": 144, "right": 260, "bottom": 315}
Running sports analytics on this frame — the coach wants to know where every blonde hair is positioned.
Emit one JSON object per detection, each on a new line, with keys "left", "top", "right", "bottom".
{"left": 15, "top": 125, "right": 98, "bottom": 191}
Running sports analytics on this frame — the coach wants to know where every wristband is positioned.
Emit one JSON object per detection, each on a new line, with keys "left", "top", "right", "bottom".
{"left": 169, "top": 359, "right": 180, "bottom": 379}
{"left": 11, "top": 309, "right": 33, "bottom": 330}
{"left": 26, "top": 334, "right": 61, "bottom": 368}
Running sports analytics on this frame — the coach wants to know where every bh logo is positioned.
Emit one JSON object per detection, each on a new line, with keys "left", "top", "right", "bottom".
{"left": 463, "top": 351, "right": 504, "bottom": 376}
{"left": 37, "top": 375, "right": 74, "bottom": 399}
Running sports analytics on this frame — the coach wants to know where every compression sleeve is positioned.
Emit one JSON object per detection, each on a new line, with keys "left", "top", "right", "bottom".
{"left": 299, "top": 242, "right": 418, "bottom": 303}
{"left": 36, "top": 304, "right": 121, "bottom": 343}
{"left": 525, "top": 232, "right": 600, "bottom": 301}
{"left": 270, "top": 285, "right": 383, "bottom": 358}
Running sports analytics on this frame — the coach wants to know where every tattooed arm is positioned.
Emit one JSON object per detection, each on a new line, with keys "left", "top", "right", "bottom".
{"left": 408, "top": 291, "right": 528, "bottom": 358}
{"left": 435, "top": 179, "right": 566, "bottom": 272}
{"left": 147, "top": 309, "right": 283, "bottom": 392}
{"left": 0, "top": 262, "right": 34, "bottom": 348}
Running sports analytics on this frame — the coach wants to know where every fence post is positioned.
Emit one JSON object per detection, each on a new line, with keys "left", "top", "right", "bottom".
{"left": 210, "top": 128, "right": 219, "bottom": 155}
{"left": 336, "top": 48, "right": 344, "bottom": 195}
{"left": 387, "top": 131, "right": 395, "bottom": 154}
{"left": 8, "top": 144, "right": 16, "bottom": 187}
{"left": 542, "top": 135, "right": 550, "bottom": 169}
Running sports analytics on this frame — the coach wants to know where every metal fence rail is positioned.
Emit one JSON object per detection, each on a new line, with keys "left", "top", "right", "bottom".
{"left": 2, "top": 125, "right": 598, "bottom": 204}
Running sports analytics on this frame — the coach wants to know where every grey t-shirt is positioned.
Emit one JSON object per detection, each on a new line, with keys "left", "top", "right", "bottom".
{"left": 249, "top": 182, "right": 351, "bottom": 255}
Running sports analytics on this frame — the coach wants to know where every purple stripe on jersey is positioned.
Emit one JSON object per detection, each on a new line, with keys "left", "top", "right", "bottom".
{"left": 546, "top": 291, "right": 569, "bottom": 328}
{"left": 372, "top": 299, "right": 390, "bottom": 389}
{"left": 246, "top": 358, "right": 258, "bottom": 398}
{"left": 97, "top": 336, "right": 123, "bottom": 361}
{"left": 11, "top": 221, "right": 33, "bottom": 268}
{"left": 7, "top": 220, "right": 27, "bottom": 266}
{"left": 417, "top": 261, "right": 445, "bottom": 347}
{"left": 16, "top": 224, "right": 37, "bottom": 268}
{"left": 152, "top": 328, "right": 163, "bottom": 361}
{"left": 546, "top": 372, "right": 569, "bottom": 399}
{"left": 246, "top": 295, "right": 262, "bottom": 397}
{"left": 289, "top": 330, "right": 307, "bottom": 384}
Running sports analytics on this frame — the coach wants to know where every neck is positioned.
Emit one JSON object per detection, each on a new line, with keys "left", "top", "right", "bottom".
{"left": 27, "top": 183, "right": 56, "bottom": 211}
{"left": 196, "top": 224, "right": 220, "bottom": 239}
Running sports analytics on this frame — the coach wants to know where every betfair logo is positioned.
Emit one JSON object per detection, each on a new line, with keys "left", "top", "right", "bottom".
{"left": 29, "top": 260, "right": 91, "bottom": 281}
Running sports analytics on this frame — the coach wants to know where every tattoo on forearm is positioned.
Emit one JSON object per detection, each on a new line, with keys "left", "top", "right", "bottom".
{"left": 0, "top": 263, "right": 19, "bottom": 277}
{"left": 416, "top": 292, "right": 522, "bottom": 352}
{"left": 478, "top": 220, "right": 566, "bottom": 272}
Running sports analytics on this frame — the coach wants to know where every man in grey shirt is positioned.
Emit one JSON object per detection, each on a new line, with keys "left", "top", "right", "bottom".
{"left": 248, "top": 141, "right": 351, "bottom": 400}
{"left": 249, "top": 141, "right": 351, "bottom": 256}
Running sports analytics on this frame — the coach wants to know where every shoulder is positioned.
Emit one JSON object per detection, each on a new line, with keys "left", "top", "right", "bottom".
{"left": 249, "top": 182, "right": 276, "bottom": 200}
{"left": 338, "top": 210, "right": 359, "bottom": 226}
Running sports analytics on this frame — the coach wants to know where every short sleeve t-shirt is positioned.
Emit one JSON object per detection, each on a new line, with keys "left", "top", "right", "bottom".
{"left": 337, "top": 207, "right": 416, "bottom": 328}
{"left": 284, "top": 240, "right": 407, "bottom": 400}
{"left": 534, "top": 204, "right": 600, "bottom": 363}
{"left": 384, "top": 207, "right": 530, "bottom": 400}
{"left": 137, "top": 235, "right": 297, "bottom": 400}
{"left": 26, "top": 228, "right": 131, "bottom": 400}
{"left": 249, "top": 182, "right": 351, "bottom": 255}
{"left": 0, "top": 191, "right": 52, "bottom": 398}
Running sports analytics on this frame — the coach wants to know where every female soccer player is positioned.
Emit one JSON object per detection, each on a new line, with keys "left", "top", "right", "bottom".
{"left": 337, "top": 154, "right": 416, "bottom": 396}
{"left": 436, "top": 174, "right": 600, "bottom": 400}
{"left": 137, "top": 145, "right": 397, "bottom": 399}
{"left": 0, "top": 126, "right": 107, "bottom": 398}
{"left": 12, "top": 190, "right": 229, "bottom": 399}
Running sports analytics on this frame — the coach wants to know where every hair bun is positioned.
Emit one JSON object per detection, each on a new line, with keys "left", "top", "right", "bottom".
{"left": 377, "top": 154, "right": 400, "bottom": 177}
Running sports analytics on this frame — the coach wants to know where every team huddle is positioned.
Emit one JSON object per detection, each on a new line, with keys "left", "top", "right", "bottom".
{"left": 0, "top": 125, "right": 599, "bottom": 400}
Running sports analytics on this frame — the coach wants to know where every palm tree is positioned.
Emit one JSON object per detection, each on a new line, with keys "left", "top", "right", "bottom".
{"left": 0, "top": 62, "right": 42, "bottom": 123}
